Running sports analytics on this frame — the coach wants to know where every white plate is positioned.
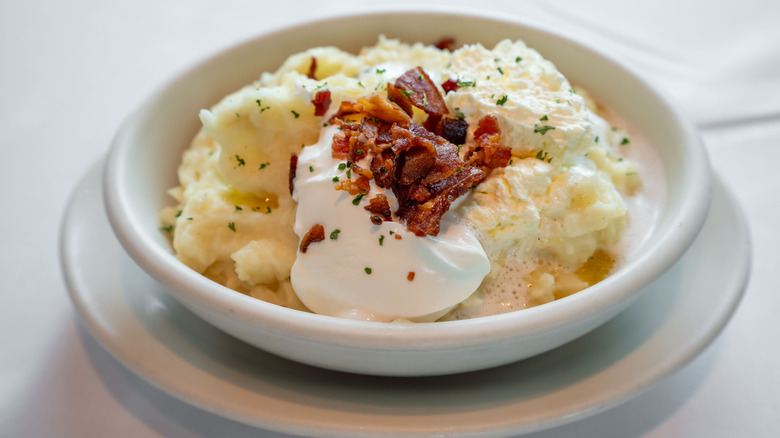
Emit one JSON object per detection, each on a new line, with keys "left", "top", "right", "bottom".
{"left": 61, "top": 160, "right": 750, "bottom": 437}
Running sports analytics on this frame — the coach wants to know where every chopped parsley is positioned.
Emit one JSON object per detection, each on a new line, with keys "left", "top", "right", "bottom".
{"left": 515, "top": 56, "right": 522, "bottom": 62}
{"left": 621, "top": 137, "right": 631, "bottom": 145}
{"left": 358, "top": 81, "right": 365, "bottom": 88}
{"left": 594, "top": 135, "right": 600, "bottom": 143}
{"left": 533, "top": 124, "right": 556, "bottom": 135}
{"left": 376, "top": 68, "right": 386, "bottom": 74}
{"left": 160, "top": 224, "right": 174, "bottom": 233}
{"left": 235, "top": 205, "right": 242, "bottom": 211}
{"left": 338, "top": 162, "right": 347, "bottom": 171}
{"left": 457, "top": 80, "right": 476, "bottom": 87}
{"left": 227, "top": 222, "right": 236, "bottom": 232}
{"left": 259, "top": 162, "right": 270, "bottom": 170}
{"left": 496, "top": 95, "right": 508, "bottom": 106}
{"left": 309, "top": 165, "right": 314, "bottom": 173}
{"left": 626, "top": 171, "right": 637, "bottom": 176}
{"left": 265, "top": 206, "right": 272, "bottom": 214}
{"left": 539, "top": 115, "right": 549, "bottom": 121}
{"left": 364, "top": 267, "right": 373, "bottom": 275}
{"left": 175, "top": 210, "right": 182, "bottom": 218}
{"left": 536, "top": 150, "right": 552, "bottom": 163}
{"left": 352, "top": 193, "right": 366, "bottom": 205}
{"left": 346, "top": 168, "right": 352, "bottom": 179}
{"left": 399, "top": 89, "right": 412, "bottom": 98}
{"left": 379, "top": 235, "right": 385, "bottom": 246}
{"left": 332, "top": 176, "right": 340, "bottom": 182}
{"left": 291, "top": 110, "right": 300, "bottom": 118}
{"left": 497, "top": 67, "right": 504, "bottom": 75}
{"left": 255, "top": 99, "right": 270, "bottom": 112}
{"left": 330, "top": 229, "right": 341, "bottom": 240}
{"left": 235, "top": 155, "right": 245, "bottom": 166}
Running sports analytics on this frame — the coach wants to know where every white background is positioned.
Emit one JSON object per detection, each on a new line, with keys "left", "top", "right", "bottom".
{"left": 2, "top": 1, "right": 779, "bottom": 436}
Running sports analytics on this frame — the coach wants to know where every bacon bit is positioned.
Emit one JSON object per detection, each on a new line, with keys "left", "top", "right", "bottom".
{"left": 370, "top": 153, "right": 394, "bottom": 189}
{"left": 474, "top": 113, "right": 500, "bottom": 138}
{"left": 365, "top": 194, "right": 392, "bottom": 221}
{"left": 357, "top": 94, "right": 413, "bottom": 127}
{"left": 331, "top": 132, "right": 351, "bottom": 160}
{"left": 441, "top": 78, "right": 459, "bottom": 94}
{"left": 370, "top": 215, "right": 383, "bottom": 225}
{"left": 399, "top": 165, "right": 486, "bottom": 236}
{"left": 289, "top": 153, "right": 298, "bottom": 195}
{"left": 407, "top": 271, "right": 416, "bottom": 281}
{"left": 397, "top": 146, "right": 435, "bottom": 185}
{"left": 437, "top": 116, "right": 468, "bottom": 146}
{"left": 335, "top": 175, "right": 371, "bottom": 195}
{"left": 389, "top": 67, "right": 449, "bottom": 117}
{"left": 394, "top": 234, "right": 403, "bottom": 240}
{"left": 386, "top": 83, "right": 414, "bottom": 116}
{"left": 351, "top": 163, "right": 374, "bottom": 179}
{"left": 312, "top": 90, "right": 331, "bottom": 116}
{"left": 434, "top": 37, "right": 456, "bottom": 51}
{"left": 466, "top": 115, "right": 512, "bottom": 170}
{"left": 300, "top": 224, "right": 325, "bottom": 253}
{"left": 307, "top": 56, "right": 317, "bottom": 79}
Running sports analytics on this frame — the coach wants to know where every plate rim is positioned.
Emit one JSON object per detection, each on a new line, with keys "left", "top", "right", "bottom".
{"left": 60, "top": 159, "right": 750, "bottom": 437}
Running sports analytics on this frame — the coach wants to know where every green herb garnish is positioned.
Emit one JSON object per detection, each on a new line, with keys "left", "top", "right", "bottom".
{"left": 534, "top": 124, "right": 556, "bottom": 135}
{"left": 352, "top": 193, "right": 366, "bottom": 205}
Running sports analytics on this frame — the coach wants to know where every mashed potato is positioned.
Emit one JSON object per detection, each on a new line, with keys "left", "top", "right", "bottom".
{"left": 160, "top": 37, "right": 655, "bottom": 320}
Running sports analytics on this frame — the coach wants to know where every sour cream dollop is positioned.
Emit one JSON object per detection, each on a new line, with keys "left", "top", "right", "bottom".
{"left": 290, "top": 126, "right": 490, "bottom": 322}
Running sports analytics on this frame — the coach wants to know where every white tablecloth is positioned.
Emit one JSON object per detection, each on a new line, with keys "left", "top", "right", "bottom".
{"left": 2, "top": 1, "right": 778, "bottom": 436}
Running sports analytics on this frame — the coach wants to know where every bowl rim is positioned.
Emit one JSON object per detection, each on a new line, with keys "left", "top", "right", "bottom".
{"left": 103, "top": 7, "right": 712, "bottom": 350}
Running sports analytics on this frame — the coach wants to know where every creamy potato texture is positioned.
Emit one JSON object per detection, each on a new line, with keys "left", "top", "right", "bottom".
{"left": 160, "top": 37, "right": 649, "bottom": 319}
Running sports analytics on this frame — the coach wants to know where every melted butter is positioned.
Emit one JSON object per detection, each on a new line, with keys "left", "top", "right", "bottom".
{"left": 225, "top": 188, "right": 279, "bottom": 211}
{"left": 575, "top": 249, "right": 615, "bottom": 286}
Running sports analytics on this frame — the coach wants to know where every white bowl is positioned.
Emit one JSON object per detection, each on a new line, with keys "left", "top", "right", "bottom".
{"left": 103, "top": 9, "right": 711, "bottom": 376}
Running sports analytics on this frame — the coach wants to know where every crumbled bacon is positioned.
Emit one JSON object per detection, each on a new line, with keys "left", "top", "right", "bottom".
{"left": 437, "top": 116, "right": 468, "bottom": 146}
{"left": 434, "top": 37, "right": 456, "bottom": 51}
{"left": 441, "top": 78, "right": 459, "bottom": 94}
{"left": 326, "top": 67, "right": 511, "bottom": 237}
{"left": 389, "top": 67, "right": 449, "bottom": 117}
{"left": 307, "top": 57, "right": 317, "bottom": 80}
{"left": 397, "top": 165, "right": 486, "bottom": 236}
{"left": 300, "top": 224, "right": 325, "bottom": 253}
{"left": 370, "top": 152, "right": 394, "bottom": 189}
{"left": 364, "top": 194, "right": 392, "bottom": 221}
{"left": 335, "top": 175, "right": 370, "bottom": 195}
{"left": 289, "top": 153, "right": 298, "bottom": 196}
{"left": 466, "top": 115, "right": 512, "bottom": 170}
{"left": 407, "top": 271, "right": 415, "bottom": 281}
{"left": 312, "top": 90, "right": 331, "bottom": 116}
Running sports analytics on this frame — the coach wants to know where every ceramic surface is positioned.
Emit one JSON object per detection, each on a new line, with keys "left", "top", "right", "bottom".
{"left": 63, "top": 161, "right": 748, "bottom": 436}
